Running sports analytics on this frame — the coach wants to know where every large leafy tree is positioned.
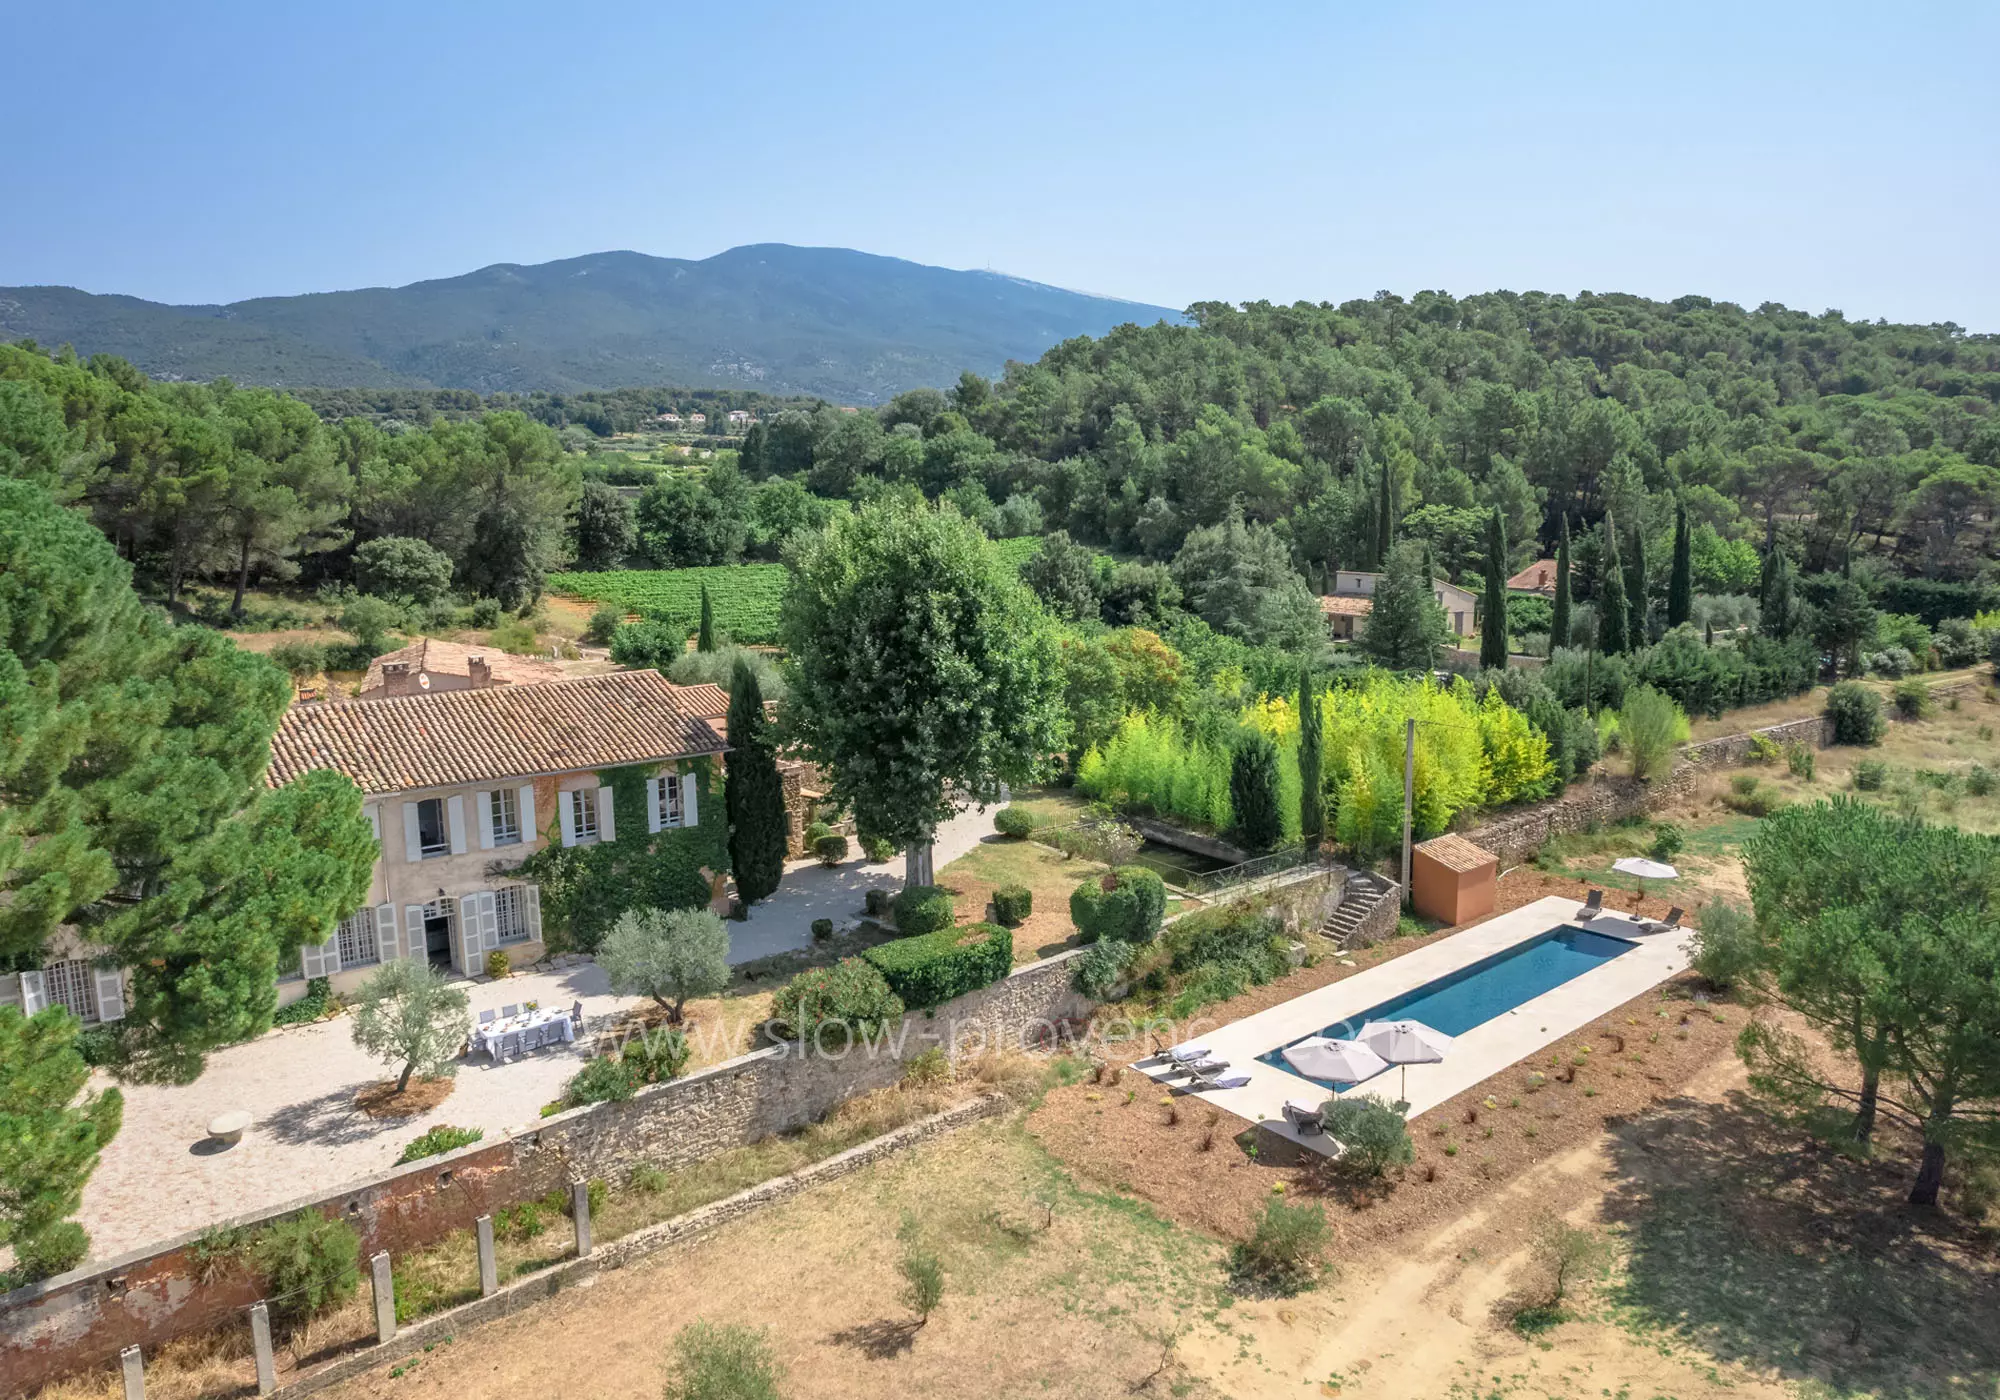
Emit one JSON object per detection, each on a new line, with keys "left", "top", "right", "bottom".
{"left": 0, "top": 1007, "right": 123, "bottom": 1281}
{"left": 0, "top": 479, "right": 375, "bottom": 1082}
{"left": 1740, "top": 799, "right": 2000, "bottom": 1207}
{"left": 1358, "top": 541, "right": 1448, "bottom": 671}
{"left": 1170, "top": 509, "right": 1324, "bottom": 649}
{"left": 1021, "top": 529, "right": 1103, "bottom": 623}
{"left": 782, "top": 499, "right": 1065, "bottom": 886}
{"left": 723, "top": 658, "right": 788, "bottom": 904}
{"left": 599, "top": 906, "right": 732, "bottom": 1024}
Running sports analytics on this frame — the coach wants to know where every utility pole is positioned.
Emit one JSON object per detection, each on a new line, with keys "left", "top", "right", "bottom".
{"left": 1400, "top": 717, "right": 1416, "bottom": 906}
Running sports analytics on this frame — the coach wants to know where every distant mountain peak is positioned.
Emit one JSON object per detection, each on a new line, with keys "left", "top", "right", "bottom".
{"left": 0, "top": 245, "right": 1176, "bottom": 399}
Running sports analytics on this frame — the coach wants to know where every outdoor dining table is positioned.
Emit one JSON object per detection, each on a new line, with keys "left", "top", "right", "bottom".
{"left": 471, "top": 1007, "right": 575, "bottom": 1063}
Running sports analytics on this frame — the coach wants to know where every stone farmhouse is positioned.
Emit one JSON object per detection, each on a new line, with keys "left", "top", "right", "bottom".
{"left": 1318, "top": 569, "right": 1479, "bottom": 642}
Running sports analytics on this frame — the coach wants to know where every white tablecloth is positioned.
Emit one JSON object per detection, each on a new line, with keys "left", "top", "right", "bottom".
{"left": 471, "top": 1009, "right": 575, "bottom": 1062}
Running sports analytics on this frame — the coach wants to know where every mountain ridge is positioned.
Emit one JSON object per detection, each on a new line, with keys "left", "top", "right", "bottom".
{"left": 0, "top": 244, "right": 1179, "bottom": 402}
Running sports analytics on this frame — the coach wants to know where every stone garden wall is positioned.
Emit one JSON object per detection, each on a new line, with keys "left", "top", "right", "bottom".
{"left": 0, "top": 951, "right": 1088, "bottom": 1395}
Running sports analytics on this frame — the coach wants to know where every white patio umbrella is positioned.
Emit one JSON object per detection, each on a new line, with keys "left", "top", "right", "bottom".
{"left": 1281, "top": 1036, "right": 1389, "bottom": 1086}
{"left": 1611, "top": 856, "right": 1680, "bottom": 915}
{"left": 1356, "top": 1019, "right": 1453, "bottom": 1104}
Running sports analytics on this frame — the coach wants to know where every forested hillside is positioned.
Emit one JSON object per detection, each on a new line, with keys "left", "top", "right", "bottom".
{"left": 4, "top": 288, "right": 1998, "bottom": 647}
{"left": 0, "top": 245, "right": 1177, "bottom": 401}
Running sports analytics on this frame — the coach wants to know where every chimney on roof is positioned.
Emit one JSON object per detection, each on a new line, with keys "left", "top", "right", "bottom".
{"left": 1537, "top": 567, "right": 1549, "bottom": 586}
{"left": 380, "top": 661, "right": 418, "bottom": 697}
{"left": 467, "top": 654, "right": 493, "bottom": 689}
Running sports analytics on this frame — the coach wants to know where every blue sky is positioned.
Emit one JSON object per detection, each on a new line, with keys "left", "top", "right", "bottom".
{"left": 5, "top": 1, "right": 1996, "bottom": 328}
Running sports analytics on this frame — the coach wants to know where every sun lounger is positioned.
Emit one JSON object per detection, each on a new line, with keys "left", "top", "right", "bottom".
{"left": 1161, "top": 1042, "right": 1210, "bottom": 1065}
{"left": 1639, "top": 905, "right": 1685, "bottom": 934}
{"left": 1575, "top": 889, "right": 1603, "bottom": 921}
{"left": 1179, "top": 1057, "right": 1229, "bottom": 1077}
{"left": 1190, "top": 1069, "right": 1251, "bottom": 1090}
{"left": 1282, "top": 1099, "right": 1325, "bottom": 1133}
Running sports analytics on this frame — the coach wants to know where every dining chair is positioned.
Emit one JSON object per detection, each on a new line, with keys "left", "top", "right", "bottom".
{"left": 478, "top": 1010, "right": 497, "bottom": 1025}
{"left": 500, "top": 1003, "right": 520, "bottom": 1018}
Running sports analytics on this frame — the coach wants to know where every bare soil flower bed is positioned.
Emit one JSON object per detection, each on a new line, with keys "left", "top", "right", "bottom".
{"left": 354, "top": 1076, "right": 456, "bottom": 1118}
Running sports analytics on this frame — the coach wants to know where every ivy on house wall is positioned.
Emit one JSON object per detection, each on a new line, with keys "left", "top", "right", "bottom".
{"left": 515, "top": 758, "right": 729, "bottom": 953}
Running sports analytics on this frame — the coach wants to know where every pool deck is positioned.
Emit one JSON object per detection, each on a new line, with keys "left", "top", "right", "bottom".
{"left": 1137, "top": 895, "right": 1692, "bottom": 1154}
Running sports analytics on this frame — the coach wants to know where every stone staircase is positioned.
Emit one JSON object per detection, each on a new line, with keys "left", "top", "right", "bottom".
{"left": 1321, "top": 872, "right": 1398, "bottom": 952}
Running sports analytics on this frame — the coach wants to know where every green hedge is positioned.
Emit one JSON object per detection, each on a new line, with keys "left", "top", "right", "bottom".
{"left": 1069, "top": 866, "right": 1167, "bottom": 944}
{"left": 863, "top": 923, "right": 1013, "bottom": 1010}
{"left": 770, "top": 958, "right": 905, "bottom": 1044}
{"left": 992, "top": 884, "right": 1033, "bottom": 927}
{"left": 892, "top": 883, "right": 956, "bottom": 936}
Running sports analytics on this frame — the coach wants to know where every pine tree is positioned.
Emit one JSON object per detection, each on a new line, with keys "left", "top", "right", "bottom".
{"left": 1667, "top": 501, "right": 1693, "bottom": 628}
{"left": 0, "top": 1008, "right": 124, "bottom": 1281}
{"left": 1373, "top": 463, "right": 1394, "bottom": 569}
{"left": 697, "top": 583, "right": 716, "bottom": 653}
{"left": 1625, "top": 518, "right": 1649, "bottom": 647}
{"left": 1297, "top": 668, "right": 1325, "bottom": 848}
{"left": 723, "top": 658, "right": 788, "bottom": 904}
{"left": 1480, "top": 507, "right": 1509, "bottom": 669}
{"left": 1550, "top": 514, "right": 1573, "bottom": 651}
{"left": 1598, "top": 514, "right": 1630, "bottom": 655}
{"left": 1358, "top": 541, "right": 1449, "bottom": 671}
{"left": 1229, "top": 730, "right": 1284, "bottom": 853}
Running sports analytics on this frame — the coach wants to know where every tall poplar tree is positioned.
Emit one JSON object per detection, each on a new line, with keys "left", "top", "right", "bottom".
{"left": 723, "top": 658, "right": 787, "bottom": 904}
{"left": 1480, "top": 507, "right": 1509, "bottom": 669}
{"left": 1666, "top": 501, "right": 1693, "bottom": 628}
{"left": 1297, "top": 668, "right": 1324, "bottom": 848}
{"left": 1550, "top": 514, "right": 1573, "bottom": 651}
{"left": 1598, "top": 514, "right": 1630, "bottom": 655}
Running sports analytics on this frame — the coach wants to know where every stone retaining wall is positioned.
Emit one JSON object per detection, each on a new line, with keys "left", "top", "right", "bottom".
{"left": 0, "top": 953, "right": 1086, "bottom": 1395}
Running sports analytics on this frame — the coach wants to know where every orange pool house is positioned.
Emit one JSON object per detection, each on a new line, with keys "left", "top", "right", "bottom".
{"left": 1410, "top": 833, "right": 1498, "bottom": 926}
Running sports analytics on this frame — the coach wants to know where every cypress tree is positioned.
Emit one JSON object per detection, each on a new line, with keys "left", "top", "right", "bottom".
{"left": 1229, "top": 730, "right": 1284, "bottom": 853}
{"left": 1297, "top": 668, "right": 1325, "bottom": 848}
{"left": 1598, "top": 514, "right": 1630, "bottom": 655}
{"left": 1761, "top": 551, "right": 1795, "bottom": 639}
{"left": 1550, "top": 514, "right": 1573, "bottom": 652}
{"left": 1705, "top": 619, "right": 1714, "bottom": 647}
{"left": 1625, "top": 518, "right": 1648, "bottom": 648}
{"left": 1667, "top": 501, "right": 1693, "bottom": 628}
{"left": 1480, "top": 507, "right": 1509, "bottom": 669}
{"left": 722, "top": 658, "right": 788, "bottom": 904}
{"left": 1373, "top": 463, "right": 1394, "bottom": 569}
{"left": 697, "top": 583, "right": 716, "bottom": 653}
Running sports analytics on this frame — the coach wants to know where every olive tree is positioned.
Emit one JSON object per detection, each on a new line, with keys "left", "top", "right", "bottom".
{"left": 349, "top": 960, "right": 470, "bottom": 1093}
{"left": 598, "top": 906, "right": 732, "bottom": 1024}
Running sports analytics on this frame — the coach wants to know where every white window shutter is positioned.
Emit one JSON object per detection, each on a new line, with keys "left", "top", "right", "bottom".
{"left": 478, "top": 892, "right": 499, "bottom": 954}
{"left": 524, "top": 884, "right": 542, "bottom": 942}
{"left": 447, "top": 795, "right": 468, "bottom": 854}
{"left": 93, "top": 969, "right": 126, "bottom": 1022}
{"left": 374, "top": 903, "right": 399, "bottom": 961}
{"left": 20, "top": 970, "right": 47, "bottom": 1015}
{"left": 559, "top": 790, "right": 578, "bottom": 847}
{"left": 683, "top": 773, "right": 698, "bottom": 829}
{"left": 518, "top": 785, "right": 536, "bottom": 843}
{"left": 320, "top": 932, "right": 341, "bottom": 975}
{"left": 477, "top": 791, "right": 496, "bottom": 850}
{"left": 405, "top": 905, "right": 427, "bottom": 961}
{"left": 597, "top": 785, "right": 617, "bottom": 843}
{"left": 646, "top": 776, "right": 663, "bottom": 834}
{"left": 402, "top": 803, "right": 423, "bottom": 863}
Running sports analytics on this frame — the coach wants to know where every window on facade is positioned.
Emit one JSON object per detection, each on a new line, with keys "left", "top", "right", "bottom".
{"left": 656, "top": 774, "right": 684, "bottom": 830}
{"left": 335, "top": 909, "right": 379, "bottom": 968}
{"left": 495, "top": 885, "right": 532, "bottom": 944}
{"left": 490, "top": 787, "right": 521, "bottom": 845}
{"left": 570, "top": 788, "right": 599, "bottom": 842}
{"left": 417, "top": 797, "right": 449, "bottom": 856}
{"left": 44, "top": 959, "right": 99, "bottom": 1023}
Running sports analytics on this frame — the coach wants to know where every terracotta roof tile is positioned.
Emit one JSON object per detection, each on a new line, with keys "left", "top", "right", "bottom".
{"left": 269, "top": 671, "right": 726, "bottom": 794}
{"left": 1505, "top": 559, "right": 1563, "bottom": 592}
{"left": 1414, "top": 833, "right": 1498, "bottom": 873}
{"left": 1319, "top": 595, "right": 1374, "bottom": 617}
{"left": 671, "top": 682, "right": 730, "bottom": 720}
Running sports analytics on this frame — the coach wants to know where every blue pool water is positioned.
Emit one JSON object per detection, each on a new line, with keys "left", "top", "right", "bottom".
{"left": 1256, "top": 926, "right": 1636, "bottom": 1090}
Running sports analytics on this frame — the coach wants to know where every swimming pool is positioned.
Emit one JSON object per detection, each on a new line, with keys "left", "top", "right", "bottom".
{"left": 1257, "top": 925, "right": 1636, "bottom": 1090}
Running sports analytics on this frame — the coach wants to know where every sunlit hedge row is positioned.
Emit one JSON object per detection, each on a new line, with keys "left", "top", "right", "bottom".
{"left": 1076, "top": 672, "right": 1555, "bottom": 855}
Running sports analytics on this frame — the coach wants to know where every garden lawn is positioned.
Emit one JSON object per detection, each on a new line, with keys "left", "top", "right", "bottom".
{"left": 934, "top": 836, "right": 1109, "bottom": 963}
{"left": 997, "top": 783, "right": 1091, "bottom": 831}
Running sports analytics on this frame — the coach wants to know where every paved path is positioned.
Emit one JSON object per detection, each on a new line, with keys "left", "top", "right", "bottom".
{"left": 72, "top": 801, "right": 1004, "bottom": 1265}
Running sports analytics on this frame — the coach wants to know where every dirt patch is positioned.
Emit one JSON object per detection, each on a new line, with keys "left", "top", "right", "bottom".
{"left": 353, "top": 1077, "right": 455, "bottom": 1118}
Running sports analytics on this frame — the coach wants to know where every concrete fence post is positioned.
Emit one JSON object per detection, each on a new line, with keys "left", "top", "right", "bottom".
{"left": 120, "top": 1345, "right": 145, "bottom": 1400}
{"left": 370, "top": 1251, "right": 396, "bottom": 1343}
{"left": 476, "top": 1215, "right": 499, "bottom": 1296}
{"left": 571, "top": 1178, "right": 593, "bottom": 1259}
{"left": 249, "top": 1301, "right": 277, "bottom": 1395}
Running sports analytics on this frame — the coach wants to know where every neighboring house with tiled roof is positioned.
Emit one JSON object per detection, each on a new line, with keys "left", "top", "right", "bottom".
{"left": 357, "top": 638, "right": 567, "bottom": 700}
{"left": 1506, "top": 559, "right": 1564, "bottom": 596}
{"left": 262, "top": 671, "right": 727, "bottom": 1002}
{"left": 1319, "top": 571, "right": 1477, "bottom": 642}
